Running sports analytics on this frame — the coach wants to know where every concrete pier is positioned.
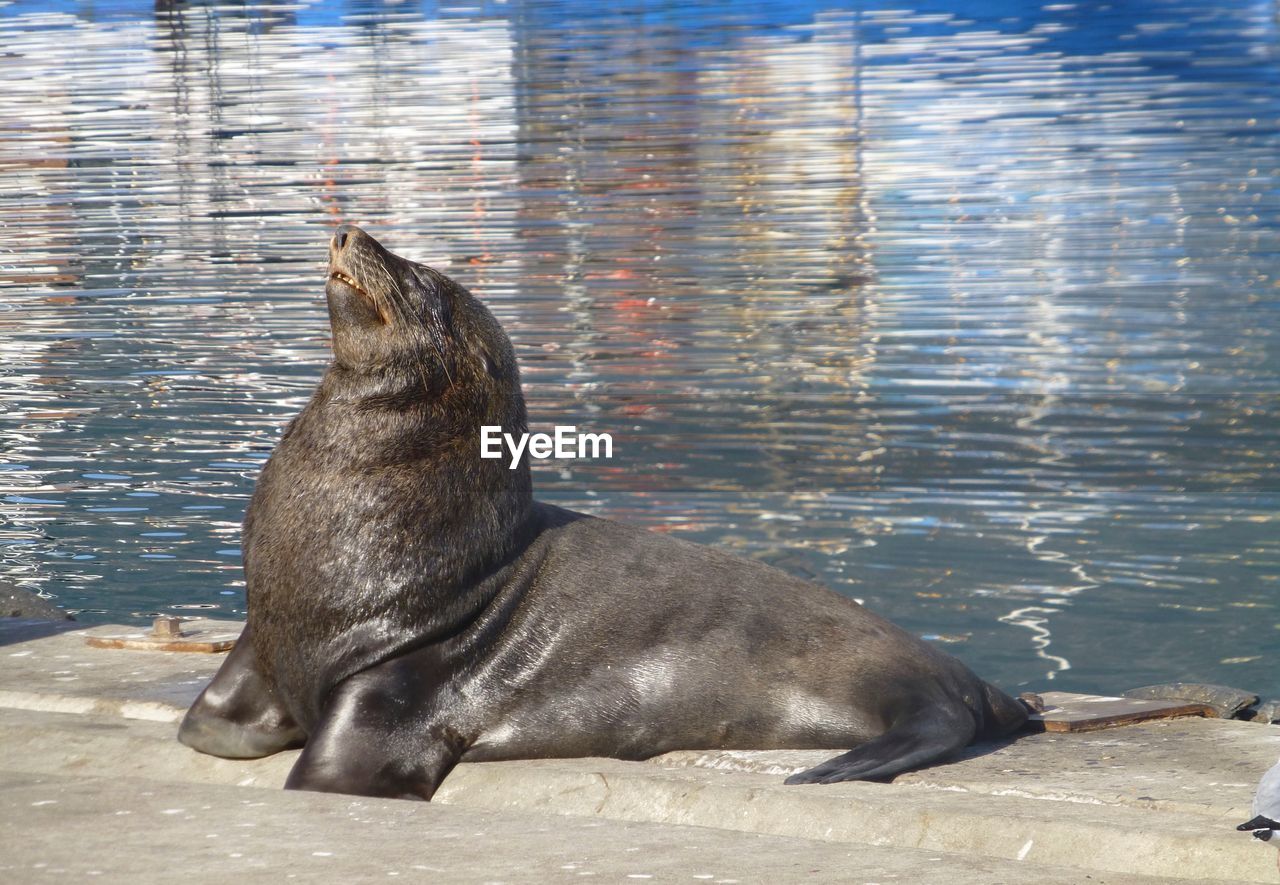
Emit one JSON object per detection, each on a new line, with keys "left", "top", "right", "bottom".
{"left": 1, "top": 619, "right": 1275, "bottom": 883}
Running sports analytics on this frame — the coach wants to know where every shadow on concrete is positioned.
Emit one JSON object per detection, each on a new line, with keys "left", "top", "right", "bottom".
{"left": 0, "top": 618, "right": 81, "bottom": 649}
{"left": 936, "top": 734, "right": 1027, "bottom": 768}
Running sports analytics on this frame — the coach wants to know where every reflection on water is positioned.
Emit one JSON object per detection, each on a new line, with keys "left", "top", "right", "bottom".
{"left": 0, "top": 0, "right": 1276, "bottom": 694}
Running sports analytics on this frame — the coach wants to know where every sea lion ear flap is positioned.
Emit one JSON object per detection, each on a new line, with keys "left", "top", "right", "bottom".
{"left": 480, "top": 350, "right": 502, "bottom": 380}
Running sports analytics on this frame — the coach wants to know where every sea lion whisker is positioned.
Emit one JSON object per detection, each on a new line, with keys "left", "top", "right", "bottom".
{"left": 358, "top": 256, "right": 421, "bottom": 354}
{"left": 330, "top": 260, "right": 391, "bottom": 324}
{"left": 379, "top": 279, "right": 438, "bottom": 394}
{"left": 386, "top": 272, "right": 454, "bottom": 389}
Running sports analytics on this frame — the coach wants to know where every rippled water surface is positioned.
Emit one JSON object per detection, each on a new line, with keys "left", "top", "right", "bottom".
{"left": 1, "top": 0, "right": 1277, "bottom": 695}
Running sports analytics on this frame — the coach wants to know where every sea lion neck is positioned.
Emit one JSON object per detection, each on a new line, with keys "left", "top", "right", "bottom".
{"left": 298, "top": 365, "right": 532, "bottom": 492}
{"left": 322, "top": 360, "right": 443, "bottom": 409}
{"left": 272, "top": 372, "right": 536, "bottom": 597}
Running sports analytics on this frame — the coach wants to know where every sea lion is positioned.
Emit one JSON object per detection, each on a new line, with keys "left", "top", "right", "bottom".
{"left": 179, "top": 225, "right": 1027, "bottom": 799}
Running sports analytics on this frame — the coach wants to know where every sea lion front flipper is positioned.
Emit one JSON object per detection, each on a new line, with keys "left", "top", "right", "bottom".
{"left": 283, "top": 667, "right": 467, "bottom": 801}
{"left": 179, "top": 623, "right": 305, "bottom": 759}
{"left": 784, "top": 703, "right": 976, "bottom": 785}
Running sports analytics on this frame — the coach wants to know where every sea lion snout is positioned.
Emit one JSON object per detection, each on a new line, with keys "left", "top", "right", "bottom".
{"left": 327, "top": 224, "right": 378, "bottom": 293}
{"left": 325, "top": 224, "right": 394, "bottom": 343}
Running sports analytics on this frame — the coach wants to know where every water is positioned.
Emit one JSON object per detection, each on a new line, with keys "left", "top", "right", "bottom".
{"left": 1, "top": 0, "right": 1276, "bottom": 696}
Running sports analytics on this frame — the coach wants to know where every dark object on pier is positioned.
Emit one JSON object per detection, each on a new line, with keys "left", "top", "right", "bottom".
{"left": 1248, "top": 699, "right": 1280, "bottom": 725}
{"left": 1, "top": 583, "right": 73, "bottom": 621}
{"left": 1123, "top": 683, "right": 1258, "bottom": 720}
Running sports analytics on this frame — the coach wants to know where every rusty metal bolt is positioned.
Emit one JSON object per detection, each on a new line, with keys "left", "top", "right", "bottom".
{"left": 152, "top": 616, "right": 183, "bottom": 639}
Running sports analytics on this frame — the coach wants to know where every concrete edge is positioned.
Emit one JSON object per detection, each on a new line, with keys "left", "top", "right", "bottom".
{"left": 0, "top": 689, "right": 181, "bottom": 723}
{"left": 1, "top": 707, "right": 1273, "bottom": 883}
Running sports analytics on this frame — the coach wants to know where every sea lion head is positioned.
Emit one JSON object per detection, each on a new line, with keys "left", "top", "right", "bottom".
{"left": 324, "top": 224, "right": 523, "bottom": 432}
{"left": 307, "top": 224, "right": 532, "bottom": 589}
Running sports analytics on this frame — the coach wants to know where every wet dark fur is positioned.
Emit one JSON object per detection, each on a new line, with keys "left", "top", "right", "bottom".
{"left": 180, "top": 225, "right": 1027, "bottom": 799}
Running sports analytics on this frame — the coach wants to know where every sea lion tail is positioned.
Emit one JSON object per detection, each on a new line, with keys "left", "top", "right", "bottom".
{"left": 783, "top": 680, "right": 1029, "bottom": 786}
{"left": 979, "top": 680, "right": 1030, "bottom": 738}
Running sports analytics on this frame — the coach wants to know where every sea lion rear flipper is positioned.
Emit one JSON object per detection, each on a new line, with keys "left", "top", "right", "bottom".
{"left": 179, "top": 623, "right": 305, "bottom": 759}
{"left": 283, "top": 667, "right": 467, "bottom": 801}
{"left": 784, "top": 703, "right": 976, "bottom": 785}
